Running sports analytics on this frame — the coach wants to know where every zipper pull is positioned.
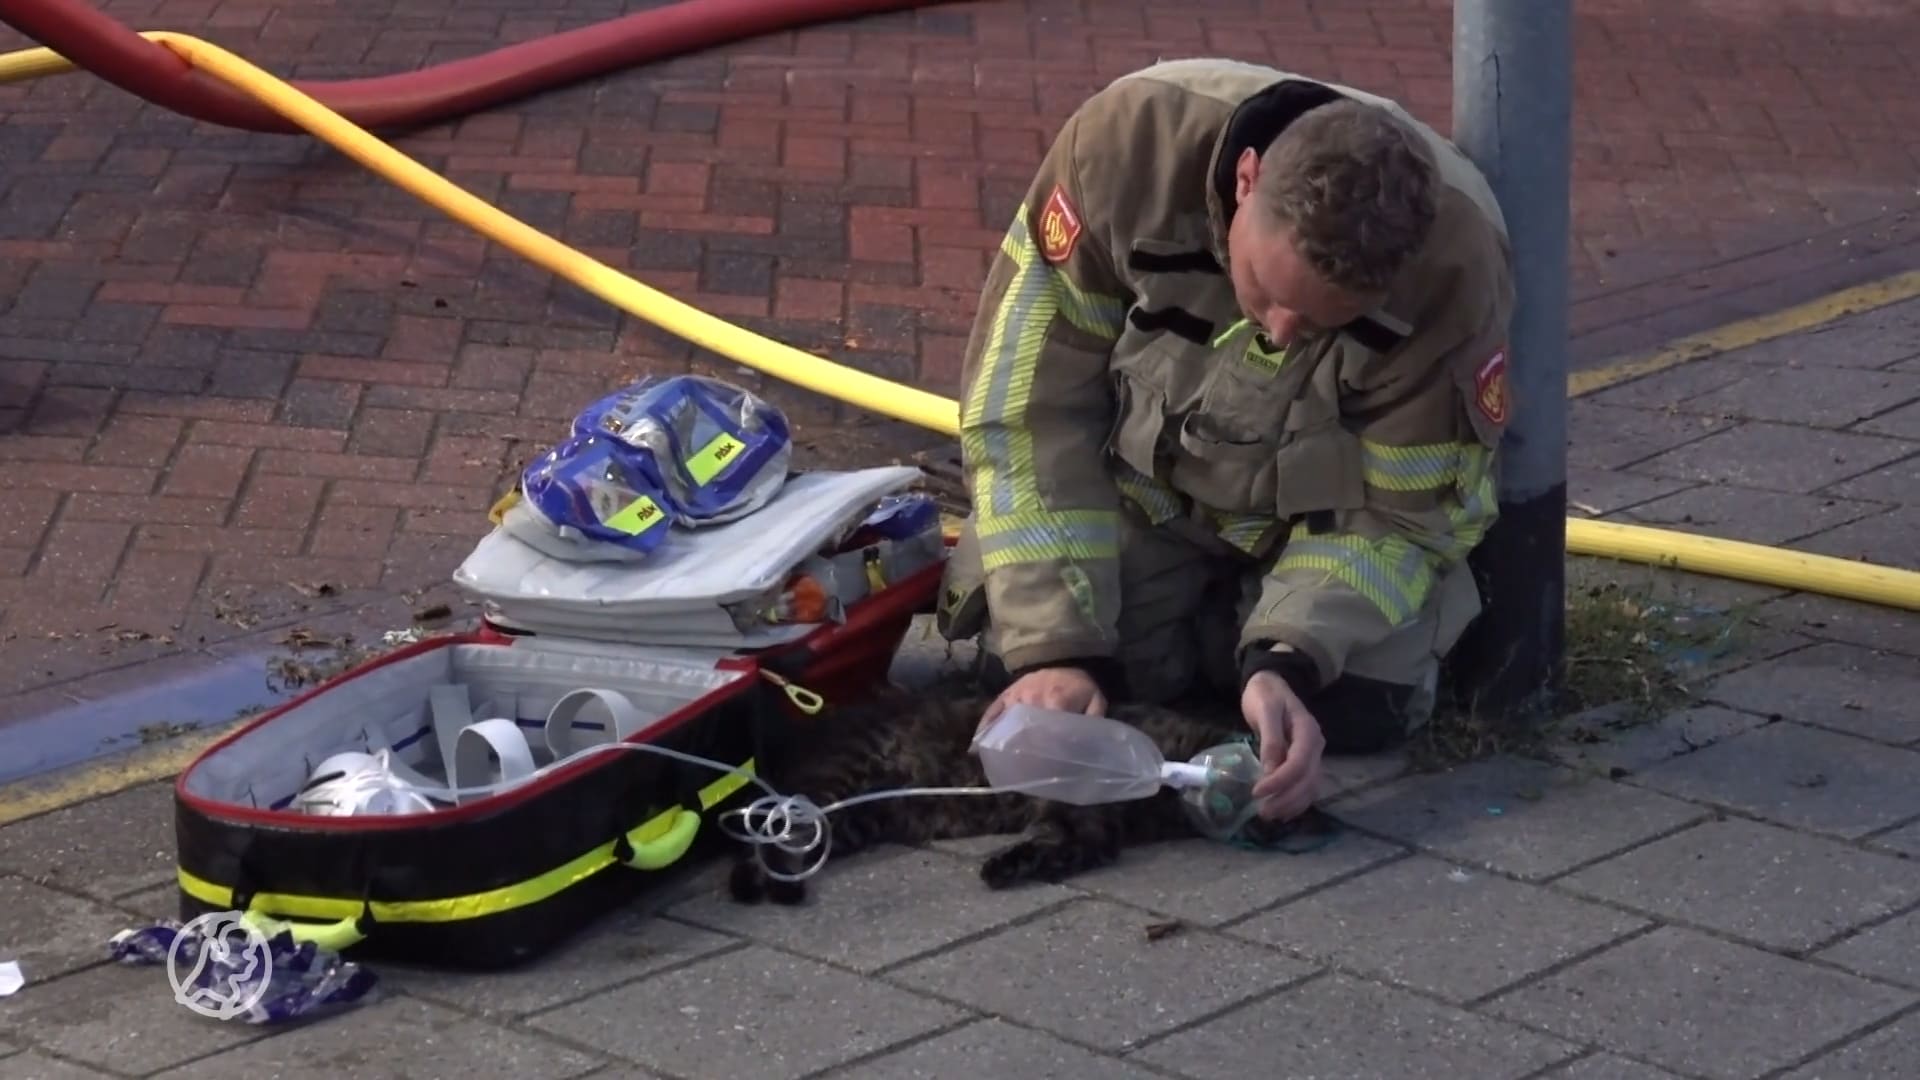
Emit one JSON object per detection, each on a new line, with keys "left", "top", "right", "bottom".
{"left": 760, "top": 669, "right": 825, "bottom": 715}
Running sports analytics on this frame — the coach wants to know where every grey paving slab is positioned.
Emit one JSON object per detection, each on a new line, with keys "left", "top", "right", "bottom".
{"left": 1543, "top": 1053, "right": 1688, "bottom": 1079}
{"left": 1565, "top": 557, "right": 1799, "bottom": 635}
{"left": 1630, "top": 721, "right": 1920, "bottom": 839}
{"left": 1568, "top": 467, "right": 1697, "bottom": 516}
{"left": 0, "top": 961, "right": 261, "bottom": 1076}
{"left": 1609, "top": 486, "right": 1891, "bottom": 546}
{"left": 0, "top": 781, "right": 178, "bottom": 902}
{"left": 1131, "top": 971, "right": 1578, "bottom": 1080}
{"left": 0, "top": 1052, "right": 117, "bottom": 1078}
{"left": 1627, "top": 422, "right": 1915, "bottom": 494}
{"left": 1549, "top": 704, "right": 1769, "bottom": 777}
{"left": 843, "top": 1018, "right": 1162, "bottom": 1080}
{"left": 1715, "top": 302, "right": 1920, "bottom": 369}
{"left": 1666, "top": 615, "right": 1816, "bottom": 683}
{"left": 1791, "top": 506, "right": 1920, "bottom": 571}
{"left": 669, "top": 845, "right": 1074, "bottom": 973}
{"left": 526, "top": 944, "right": 963, "bottom": 1080}
{"left": 1319, "top": 747, "right": 1410, "bottom": 798}
{"left": 1568, "top": 401, "right": 1737, "bottom": 469}
{"left": 0, "top": 1035, "right": 14, "bottom": 1057}
{"left": 146, "top": 994, "right": 608, "bottom": 1080}
{"left": 1065, "top": 832, "right": 1405, "bottom": 927}
{"left": 1780, "top": 1010, "right": 1920, "bottom": 1080}
{"left": 1556, "top": 818, "right": 1920, "bottom": 952}
{"left": 1813, "top": 296, "right": 1920, "bottom": 364}
{"left": 887, "top": 898, "right": 1312, "bottom": 1052}
{"left": 1485, "top": 926, "right": 1917, "bottom": 1080}
{"left": 1752, "top": 593, "right": 1920, "bottom": 659}
{"left": 1584, "top": 356, "right": 1758, "bottom": 410}
{"left": 1856, "top": 398, "right": 1920, "bottom": 438}
{"left": 1816, "top": 909, "right": 1920, "bottom": 989}
{"left": 1704, "top": 642, "right": 1920, "bottom": 745}
{"left": 1821, "top": 451, "right": 1920, "bottom": 503}
{"left": 388, "top": 904, "right": 739, "bottom": 1018}
{"left": 1323, "top": 756, "right": 1709, "bottom": 881}
{"left": 1867, "top": 819, "right": 1920, "bottom": 857}
{"left": 1678, "top": 365, "right": 1920, "bottom": 429}
{"left": 0, "top": 875, "right": 142, "bottom": 987}
{"left": 1230, "top": 854, "right": 1648, "bottom": 1003}
{"left": 112, "top": 883, "right": 177, "bottom": 922}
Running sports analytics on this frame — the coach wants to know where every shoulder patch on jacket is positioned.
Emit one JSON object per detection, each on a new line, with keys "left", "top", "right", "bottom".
{"left": 1474, "top": 346, "right": 1510, "bottom": 425}
{"left": 1038, "top": 184, "right": 1083, "bottom": 265}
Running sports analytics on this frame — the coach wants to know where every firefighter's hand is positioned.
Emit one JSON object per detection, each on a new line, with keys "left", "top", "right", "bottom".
{"left": 1242, "top": 670, "right": 1325, "bottom": 822}
{"left": 979, "top": 667, "right": 1108, "bottom": 732}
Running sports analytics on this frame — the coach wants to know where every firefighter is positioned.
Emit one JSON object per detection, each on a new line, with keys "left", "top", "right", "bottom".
{"left": 936, "top": 59, "right": 1517, "bottom": 823}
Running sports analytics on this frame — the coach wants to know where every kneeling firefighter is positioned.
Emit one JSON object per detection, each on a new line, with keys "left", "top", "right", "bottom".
{"left": 937, "top": 59, "right": 1518, "bottom": 823}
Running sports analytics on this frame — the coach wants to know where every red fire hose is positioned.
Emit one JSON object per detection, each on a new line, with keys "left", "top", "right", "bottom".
{"left": 0, "top": 0, "right": 950, "bottom": 134}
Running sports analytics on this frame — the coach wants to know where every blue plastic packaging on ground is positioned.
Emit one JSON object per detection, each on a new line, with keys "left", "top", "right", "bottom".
{"left": 108, "top": 918, "right": 378, "bottom": 1024}
{"left": 570, "top": 373, "right": 792, "bottom": 526}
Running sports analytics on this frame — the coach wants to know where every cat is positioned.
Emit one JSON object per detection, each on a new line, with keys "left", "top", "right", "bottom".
{"left": 726, "top": 684, "right": 1336, "bottom": 906}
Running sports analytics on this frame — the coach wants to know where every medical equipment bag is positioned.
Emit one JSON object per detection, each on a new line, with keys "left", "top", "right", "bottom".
{"left": 167, "top": 467, "right": 945, "bottom": 970}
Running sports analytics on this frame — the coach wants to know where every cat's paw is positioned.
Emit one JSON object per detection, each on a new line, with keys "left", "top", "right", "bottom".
{"left": 979, "top": 840, "right": 1050, "bottom": 889}
{"left": 729, "top": 855, "right": 811, "bottom": 905}
{"left": 727, "top": 857, "right": 768, "bottom": 904}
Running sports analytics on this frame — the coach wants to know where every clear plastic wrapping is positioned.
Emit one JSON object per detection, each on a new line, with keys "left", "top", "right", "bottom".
{"left": 518, "top": 374, "right": 793, "bottom": 558}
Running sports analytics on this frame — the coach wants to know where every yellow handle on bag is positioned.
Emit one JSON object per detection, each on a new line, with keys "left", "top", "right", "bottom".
{"left": 622, "top": 807, "right": 702, "bottom": 870}
{"left": 239, "top": 909, "right": 368, "bottom": 953}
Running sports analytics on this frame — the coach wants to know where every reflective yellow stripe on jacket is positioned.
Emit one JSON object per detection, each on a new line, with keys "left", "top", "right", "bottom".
{"left": 963, "top": 205, "right": 1129, "bottom": 574}
{"left": 1269, "top": 438, "right": 1499, "bottom": 628}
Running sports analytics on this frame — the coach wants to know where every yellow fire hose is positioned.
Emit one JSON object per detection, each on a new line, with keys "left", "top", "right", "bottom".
{"left": 3, "top": 34, "right": 1916, "bottom": 613}
{"left": 0, "top": 30, "right": 78, "bottom": 80}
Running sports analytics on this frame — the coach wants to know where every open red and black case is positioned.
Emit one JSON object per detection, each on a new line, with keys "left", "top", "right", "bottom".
{"left": 169, "top": 467, "right": 946, "bottom": 970}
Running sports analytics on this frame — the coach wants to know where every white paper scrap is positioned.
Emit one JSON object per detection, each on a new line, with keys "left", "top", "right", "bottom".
{"left": 0, "top": 960, "right": 23, "bottom": 996}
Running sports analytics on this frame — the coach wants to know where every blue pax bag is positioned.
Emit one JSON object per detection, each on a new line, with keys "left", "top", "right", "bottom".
{"left": 519, "top": 374, "right": 793, "bottom": 558}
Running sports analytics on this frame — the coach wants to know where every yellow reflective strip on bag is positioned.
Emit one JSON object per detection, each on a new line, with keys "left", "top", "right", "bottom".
{"left": 177, "top": 761, "right": 756, "bottom": 926}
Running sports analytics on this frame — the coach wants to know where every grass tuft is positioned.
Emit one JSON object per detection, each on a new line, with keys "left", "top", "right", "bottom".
{"left": 1407, "top": 564, "right": 1763, "bottom": 771}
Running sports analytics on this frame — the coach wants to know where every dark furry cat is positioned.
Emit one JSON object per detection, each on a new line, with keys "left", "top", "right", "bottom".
{"left": 727, "top": 684, "right": 1334, "bottom": 905}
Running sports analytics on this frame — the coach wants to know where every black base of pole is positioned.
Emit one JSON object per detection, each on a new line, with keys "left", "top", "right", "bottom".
{"left": 1443, "top": 484, "right": 1568, "bottom": 729}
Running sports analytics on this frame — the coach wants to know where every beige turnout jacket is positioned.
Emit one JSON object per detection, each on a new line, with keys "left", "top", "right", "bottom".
{"left": 946, "top": 58, "right": 1517, "bottom": 691}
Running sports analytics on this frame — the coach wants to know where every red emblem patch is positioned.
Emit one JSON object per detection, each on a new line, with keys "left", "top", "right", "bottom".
{"left": 1037, "top": 184, "right": 1083, "bottom": 265}
{"left": 1474, "top": 348, "right": 1510, "bottom": 425}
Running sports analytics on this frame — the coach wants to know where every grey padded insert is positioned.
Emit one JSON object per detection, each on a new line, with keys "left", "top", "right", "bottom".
{"left": 180, "top": 642, "right": 744, "bottom": 811}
